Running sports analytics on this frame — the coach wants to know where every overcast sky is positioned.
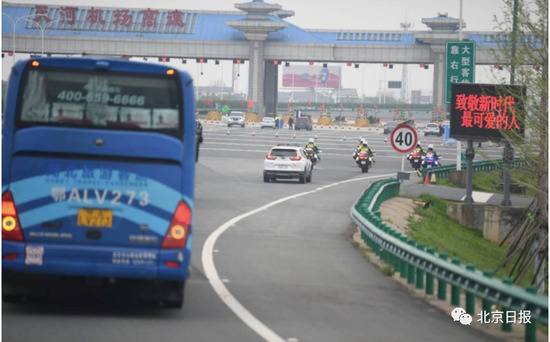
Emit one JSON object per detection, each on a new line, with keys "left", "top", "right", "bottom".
{"left": 2, "top": 0, "right": 510, "bottom": 98}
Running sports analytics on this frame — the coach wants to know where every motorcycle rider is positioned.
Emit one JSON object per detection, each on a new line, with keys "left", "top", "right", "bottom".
{"left": 427, "top": 144, "right": 439, "bottom": 159}
{"left": 353, "top": 138, "right": 374, "bottom": 161}
{"left": 422, "top": 144, "right": 440, "bottom": 168}
{"left": 411, "top": 143, "right": 424, "bottom": 156}
{"left": 408, "top": 143, "right": 424, "bottom": 174}
{"left": 355, "top": 137, "right": 365, "bottom": 150}
{"left": 305, "top": 138, "right": 320, "bottom": 160}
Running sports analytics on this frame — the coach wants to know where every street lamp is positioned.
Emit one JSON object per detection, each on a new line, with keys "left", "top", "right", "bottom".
{"left": 2, "top": 14, "right": 34, "bottom": 64}
{"left": 25, "top": 18, "right": 59, "bottom": 56}
{"left": 2, "top": 13, "right": 59, "bottom": 60}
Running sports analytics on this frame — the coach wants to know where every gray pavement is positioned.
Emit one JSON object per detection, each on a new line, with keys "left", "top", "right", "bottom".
{"left": 3, "top": 125, "right": 499, "bottom": 342}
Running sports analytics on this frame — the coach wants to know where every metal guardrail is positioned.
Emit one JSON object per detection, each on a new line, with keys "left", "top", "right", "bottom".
{"left": 351, "top": 178, "right": 547, "bottom": 341}
{"left": 421, "top": 158, "right": 526, "bottom": 179}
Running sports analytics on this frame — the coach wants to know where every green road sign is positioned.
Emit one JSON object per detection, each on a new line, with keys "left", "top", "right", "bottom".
{"left": 445, "top": 41, "right": 476, "bottom": 103}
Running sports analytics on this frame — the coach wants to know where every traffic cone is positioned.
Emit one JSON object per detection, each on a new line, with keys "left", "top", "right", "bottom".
{"left": 275, "top": 131, "right": 279, "bottom": 138}
{"left": 292, "top": 133, "right": 296, "bottom": 139}
{"left": 252, "top": 131, "right": 256, "bottom": 136}
{"left": 226, "top": 129, "right": 230, "bottom": 135}
{"left": 423, "top": 170, "right": 431, "bottom": 185}
{"left": 430, "top": 173, "right": 437, "bottom": 184}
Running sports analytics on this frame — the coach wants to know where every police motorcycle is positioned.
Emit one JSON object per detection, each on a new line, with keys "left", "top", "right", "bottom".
{"left": 304, "top": 146, "right": 320, "bottom": 167}
{"left": 422, "top": 145, "right": 440, "bottom": 170}
{"left": 353, "top": 140, "right": 375, "bottom": 173}
{"left": 304, "top": 138, "right": 321, "bottom": 168}
{"left": 407, "top": 145, "right": 424, "bottom": 174}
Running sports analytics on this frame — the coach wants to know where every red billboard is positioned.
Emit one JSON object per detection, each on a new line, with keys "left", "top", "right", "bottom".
{"left": 282, "top": 66, "right": 341, "bottom": 89}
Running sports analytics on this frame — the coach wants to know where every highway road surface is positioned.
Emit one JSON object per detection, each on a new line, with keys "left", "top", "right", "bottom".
{"left": 3, "top": 124, "right": 500, "bottom": 342}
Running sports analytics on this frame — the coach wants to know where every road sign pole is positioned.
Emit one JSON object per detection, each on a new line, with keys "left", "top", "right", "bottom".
{"left": 401, "top": 154, "right": 405, "bottom": 172}
{"left": 501, "top": 142, "right": 513, "bottom": 206}
{"left": 464, "top": 139, "right": 474, "bottom": 204}
{"left": 457, "top": 141, "right": 462, "bottom": 171}
{"left": 457, "top": 0, "right": 464, "bottom": 173}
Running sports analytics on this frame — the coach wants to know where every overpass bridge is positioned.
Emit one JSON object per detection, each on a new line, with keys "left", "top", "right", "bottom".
{"left": 2, "top": 1, "right": 510, "bottom": 114}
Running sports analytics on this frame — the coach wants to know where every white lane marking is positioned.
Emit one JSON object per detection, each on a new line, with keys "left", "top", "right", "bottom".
{"left": 460, "top": 191, "right": 494, "bottom": 203}
{"left": 202, "top": 172, "right": 395, "bottom": 342}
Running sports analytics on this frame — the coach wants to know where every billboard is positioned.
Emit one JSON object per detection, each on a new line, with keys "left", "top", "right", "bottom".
{"left": 282, "top": 66, "right": 341, "bottom": 89}
{"left": 26, "top": 4, "right": 196, "bottom": 34}
{"left": 450, "top": 83, "right": 525, "bottom": 141}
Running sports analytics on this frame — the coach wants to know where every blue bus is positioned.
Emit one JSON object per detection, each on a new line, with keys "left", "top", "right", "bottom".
{"left": 2, "top": 57, "right": 196, "bottom": 308}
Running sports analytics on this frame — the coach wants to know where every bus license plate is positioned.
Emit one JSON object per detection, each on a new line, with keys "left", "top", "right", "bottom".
{"left": 77, "top": 209, "right": 112, "bottom": 228}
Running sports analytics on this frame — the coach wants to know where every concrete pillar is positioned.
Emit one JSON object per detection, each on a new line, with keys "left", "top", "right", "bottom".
{"left": 432, "top": 47, "right": 446, "bottom": 114}
{"left": 248, "top": 40, "right": 266, "bottom": 115}
{"left": 264, "top": 61, "right": 278, "bottom": 115}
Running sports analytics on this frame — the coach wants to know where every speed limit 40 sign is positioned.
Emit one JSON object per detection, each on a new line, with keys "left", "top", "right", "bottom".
{"left": 390, "top": 124, "right": 418, "bottom": 154}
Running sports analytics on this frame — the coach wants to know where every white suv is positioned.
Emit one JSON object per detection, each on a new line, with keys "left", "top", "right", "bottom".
{"left": 424, "top": 123, "right": 442, "bottom": 136}
{"left": 263, "top": 146, "right": 313, "bottom": 183}
{"left": 227, "top": 111, "right": 245, "bottom": 127}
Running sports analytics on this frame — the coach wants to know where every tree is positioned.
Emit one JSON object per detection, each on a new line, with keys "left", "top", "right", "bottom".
{"left": 493, "top": 0, "right": 547, "bottom": 291}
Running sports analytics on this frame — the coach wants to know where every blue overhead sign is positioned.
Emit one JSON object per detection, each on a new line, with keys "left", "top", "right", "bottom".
{"left": 26, "top": 5, "right": 197, "bottom": 34}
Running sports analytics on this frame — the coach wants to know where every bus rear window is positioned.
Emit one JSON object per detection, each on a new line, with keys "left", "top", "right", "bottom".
{"left": 18, "top": 68, "right": 182, "bottom": 137}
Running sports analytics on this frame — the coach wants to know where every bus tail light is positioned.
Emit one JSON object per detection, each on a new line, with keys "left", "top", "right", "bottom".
{"left": 164, "top": 261, "right": 181, "bottom": 268}
{"left": 161, "top": 202, "right": 191, "bottom": 249}
{"left": 2, "top": 192, "right": 24, "bottom": 242}
{"left": 3, "top": 253, "right": 18, "bottom": 260}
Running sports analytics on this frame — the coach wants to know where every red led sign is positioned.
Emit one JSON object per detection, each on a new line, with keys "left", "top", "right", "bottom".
{"left": 450, "top": 83, "right": 525, "bottom": 141}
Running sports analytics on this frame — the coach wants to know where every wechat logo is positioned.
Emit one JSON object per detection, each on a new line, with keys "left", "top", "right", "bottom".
{"left": 451, "top": 307, "right": 473, "bottom": 325}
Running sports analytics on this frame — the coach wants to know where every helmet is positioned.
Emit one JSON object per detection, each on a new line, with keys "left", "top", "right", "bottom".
{"left": 416, "top": 143, "right": 421, "bottom": 148}
{"left": 428, "top": 144, "right": 434, "bottom": 150}
{"left": 308, "top": 138, "right": 315, "bottom": 143}
{"left": 362, "top": 139, "right": 368, "bottom": 145}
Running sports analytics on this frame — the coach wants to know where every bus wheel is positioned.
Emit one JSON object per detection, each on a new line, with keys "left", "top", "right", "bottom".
{"left": 162, "top": 281, "right": 184, "bottom": 309}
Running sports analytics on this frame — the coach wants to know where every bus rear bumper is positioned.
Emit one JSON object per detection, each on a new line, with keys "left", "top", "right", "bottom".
{"left": 2, "top": 241, "right": 190, "bottom": 282}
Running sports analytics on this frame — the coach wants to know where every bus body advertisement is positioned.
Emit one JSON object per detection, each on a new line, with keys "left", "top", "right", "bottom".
{"left": 2, "top": 58, "right": 196, "bottom": 308}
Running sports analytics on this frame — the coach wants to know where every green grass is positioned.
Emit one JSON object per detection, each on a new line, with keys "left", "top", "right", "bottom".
{"left": 409, "top": 194, "right": 535, "bottom": 288}
{"left": 436, "top": 168, "right": 535, "bottom": 196}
